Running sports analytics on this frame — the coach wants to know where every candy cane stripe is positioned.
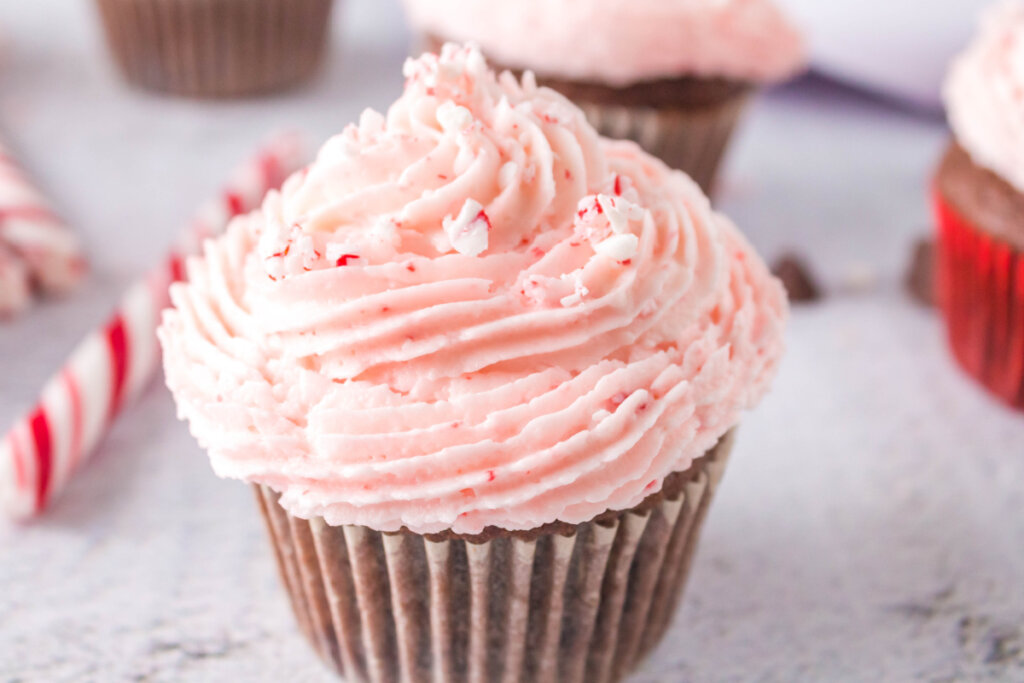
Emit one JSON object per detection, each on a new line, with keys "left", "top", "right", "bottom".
{"left": 105, "top": 315, "right": 130, "bottom": 422}
{"left": 169, "top": 253, "right": 187, "bottom": 284}
{"left": 0, "top": 134, "right": 305, "bottom": 519}
{"left": 225, "top": 191, "right": 244, "bottom": 217}
{"left": 0, "top": 205, "right": 61, "bottom": 224}
{"left": 63, "top": 369, "right": 83, "bottom": 474}
{"left": 0, "top": 140, "right": 85, "bottom": 303}
{"left": 29, "top": 408, "right": 52, "bottom": 511}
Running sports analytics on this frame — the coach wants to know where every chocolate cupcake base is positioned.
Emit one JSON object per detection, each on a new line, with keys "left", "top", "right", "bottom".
{"left": 254, "top": 431, "right": 734, "bottom": 682}
{"left": 95, "top": 0, "right": 335, "bottom": 97}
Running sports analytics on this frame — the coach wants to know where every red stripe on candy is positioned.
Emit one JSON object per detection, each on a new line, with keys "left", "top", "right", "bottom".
{"left": 105, "top": 315, "right": 130, "bottom": 421}
{"left": 169, "top": 253, "right": 187, "bottom": 283}
{"left": 259, "top": 153, "right": 281, "bottom": 193}
{"left": 63, "top": 369, "right": 83, "bottom": 473}
{"left": 29, "top": 407, "right": 52, "bottom": 511}
{"left": 225, "top": 192, "right": 245, "bottom": 217}
{"left": 0, "top": 205, "right": 61, "bottom": 225}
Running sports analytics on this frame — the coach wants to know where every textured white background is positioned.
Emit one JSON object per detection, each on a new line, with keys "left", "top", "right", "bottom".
{"left": 2, "top": 2, "right": 1024, "bottom": 681}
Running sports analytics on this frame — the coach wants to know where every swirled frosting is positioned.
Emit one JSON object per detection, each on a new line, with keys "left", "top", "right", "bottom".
{"left": 945, "top": 1, "right": 1024, "bottom": 194}
{"left": 160, "top": 45, "right": 786, "bottom": 534}
{"left": 402, "top": 0, "right": 805, "bottom": 86}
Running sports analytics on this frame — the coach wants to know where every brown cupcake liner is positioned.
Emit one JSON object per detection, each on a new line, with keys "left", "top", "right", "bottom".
{"left": 254, "top": 430, "right": 734, "bottom": 682}
{"left": 94, "top": 0, "right": 335, "bottom": 97}
{"left": 575, "top": 97, "right": 750, "bottom": 194}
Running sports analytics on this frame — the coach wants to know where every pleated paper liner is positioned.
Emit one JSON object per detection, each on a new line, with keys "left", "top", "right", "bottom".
{"left": 94, "top": 0, "right": 335, "bottom": 97}
{"left": 254, "top": 430, "right": 735, "bottom": 683}
{"left": 573, "top": 96, "right": 750, "bottom": 195}
{"left": 416, "top": 33, "right": 751, "bottom": 194}
{"left": 934, "top": 193, "right": 1024, "bottom": 410}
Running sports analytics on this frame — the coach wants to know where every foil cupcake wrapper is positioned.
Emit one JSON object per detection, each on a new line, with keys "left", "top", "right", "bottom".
{"left": 254, "top": 431, "right": 734, "bottom": 682}
{"left": 94, "top": 0, "right": 335, "bottom": 97}
{"left": 577, "top": 97, "right": 750, "bottom": 194}
{"left": 934, "top": 193, "right": 1024, "bottom": 409}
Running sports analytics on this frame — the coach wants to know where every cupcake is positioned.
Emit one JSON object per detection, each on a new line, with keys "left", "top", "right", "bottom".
{"left": 934, "top": 2, "right": 1024, "bottom": 410}
{"left": 160, "top": 44, "right": 786, "bottom": 681}
{"left": 402, "top": 0, "right": 805, "bottom": 193}
{"left": 94, "top": 0, "right": 336, "bottom": 97}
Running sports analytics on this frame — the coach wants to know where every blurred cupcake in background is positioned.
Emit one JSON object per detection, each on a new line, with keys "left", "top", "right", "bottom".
{"left": 94, "top": 0, "right": 337, "bottom": 97}
{"left": 403, "top": 0, "right": 805, "bottom": 192}
{"left": 934, "top": 1, "right": 1024, "bottom": 410}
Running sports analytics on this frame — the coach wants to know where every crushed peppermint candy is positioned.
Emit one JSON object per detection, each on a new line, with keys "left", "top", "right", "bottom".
{"left": 596, "top": 194, "right": 645, "bottom": 235}
{"left": 259, "top": 222, "right": 321, "bottom": 279}
{"left": 436, "top": 101, "right": 474, "bottom": 132}
{"left": 326, "top": 243, "right": 361, "bottom": 267}
{"left": 519, "top": 273, "right": 562, "bottom": 306}
{"left": 370, "top": 216, "right": 401, "bottom": 247}
{"left": 404, "top": 43, "right": 487, "bottom": 98}
{"left": 443, "top": 199, "right": 490, "bottom": 256}
{"left": 560, "top": 283, "right": 589, "bottom": 308}
{"left": 594, "top": 233, "right": 639, "bottom": 262}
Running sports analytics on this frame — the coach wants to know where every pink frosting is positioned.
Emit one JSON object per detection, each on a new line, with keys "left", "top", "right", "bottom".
{"left": 159, "top": 45, "right": 786, "bottom": 534}
{"left": 402, "top": 0, "right": 805, "bottom": 85}
{"left": 945, "top": 1, "right": 1024, "bottom": 193}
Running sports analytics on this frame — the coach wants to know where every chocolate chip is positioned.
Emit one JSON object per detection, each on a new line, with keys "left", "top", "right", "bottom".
{"left": 905, "top": 237, "right": 936, "bottom": 307}
{"left": 771, "top": 254, "right": 821, "bottom": 303}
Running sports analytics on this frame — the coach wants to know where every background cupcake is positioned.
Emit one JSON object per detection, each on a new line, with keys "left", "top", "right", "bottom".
{"left": 934, "top": 1, "right": 1024, "bottom": 410}
{"left": 159, "top": 44, "right": 786, "bottom": 680}
{"left": 94, "top": 0, "right": 336, "bottom": 97}
{"left": 403, "top": 0, "right": 805, "bottom": 193}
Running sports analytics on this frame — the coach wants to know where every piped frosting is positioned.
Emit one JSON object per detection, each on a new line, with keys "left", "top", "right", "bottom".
{"left": 160, "top": 45, "right": 787, "bottom": 534}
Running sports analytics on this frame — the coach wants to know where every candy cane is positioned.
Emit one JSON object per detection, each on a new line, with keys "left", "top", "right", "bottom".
{"left": 0, "top": 140, "right": 86, "bottom": 297}
{"left": 0, "top": 134, "right": 306, "bottom": 518}
{"left": 0, "top": 241, "right": 31, "bottom": 317}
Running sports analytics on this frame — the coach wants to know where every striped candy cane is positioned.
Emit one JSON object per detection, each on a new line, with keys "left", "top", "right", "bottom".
{"left": 0, "top": 134, "right": 306, "bottom": 518}
{"left": 0, "top": 242, "right": 32, "bottom": 317}
{"left": 0, "top": 140, "right": 86, "bottom": 298}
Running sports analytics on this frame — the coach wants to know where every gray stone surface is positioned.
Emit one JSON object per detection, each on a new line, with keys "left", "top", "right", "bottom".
{"left": 2, "top": 2, "right": 1023, "bottom": 681}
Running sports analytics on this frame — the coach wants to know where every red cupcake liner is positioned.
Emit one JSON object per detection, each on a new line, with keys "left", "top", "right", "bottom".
{"left": 933, "top": 192, "right": 1024, "bottom": 409}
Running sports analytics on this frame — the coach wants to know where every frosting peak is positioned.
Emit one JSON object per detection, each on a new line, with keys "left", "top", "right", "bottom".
{"left": 945, "top": 1, "right": 1024, "bottom": 193}
{"left": 402, "top": 0, "right": 805, "bottom": 85}
{"left": 160, "top": 45, "right": 786, "bottom": 534}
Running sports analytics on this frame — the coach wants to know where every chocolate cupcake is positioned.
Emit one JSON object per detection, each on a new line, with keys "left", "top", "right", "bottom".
{"left": 403, "top": 0, "right": 805, "bottom": 193}
{"left": 934, "top": 2, "right": 1024, "bottom": 410}
{"left": 159, "top": 45, "right": 787, "bottom": 680}
{"left": 94, "top": 0, "right": 336, "bottom": 97}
